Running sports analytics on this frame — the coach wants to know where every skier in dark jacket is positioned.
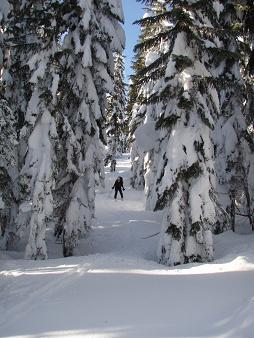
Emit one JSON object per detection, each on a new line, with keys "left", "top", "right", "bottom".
{"left": 112, "top": 176, "right": 125, "bottom": 200}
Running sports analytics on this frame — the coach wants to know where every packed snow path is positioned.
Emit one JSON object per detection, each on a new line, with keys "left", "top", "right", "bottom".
{"left": 80, "top": 154, "right": 162, "bottom": 260}
{"left": 1, "top": 155, "right": 254, "bottom": 337}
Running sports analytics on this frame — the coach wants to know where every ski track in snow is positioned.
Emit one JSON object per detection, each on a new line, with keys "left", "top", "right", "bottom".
{"left": 79, "top": 154, "right": 163, "bottom": 261}
{"left": 0, "top": 154, "right": 254, "bottom": 338}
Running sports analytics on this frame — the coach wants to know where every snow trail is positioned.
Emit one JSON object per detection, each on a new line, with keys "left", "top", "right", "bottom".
{"left": 78, "top": 154, "right": 162, "bottom": 260}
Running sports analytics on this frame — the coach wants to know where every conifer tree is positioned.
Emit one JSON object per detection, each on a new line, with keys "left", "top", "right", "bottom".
{"left": 0, "top": 98, "right": 17, "bottom": 241}
{"left": 54, "top": 0, "right": 125, "bottom": 257}
{"left": 211, "top": 1, "right": 254, "bottom": 233}
{"left": 135, "top": 3, "right": 167, "bottom": 205}
{"left": 0, "top": 1, "right": 18, "bottom": 247}
{"left": 11, "top": 0, "right": 62, "bottom": 259}
{"left": 128, "top": 5, "right": 161, "bottom": 190}
{"left": 1, "top": 0, "right": 125, "bottom": 259}
{"left": 105, "top": 52, "right": 127, "bottom": 171}
{"left": 242, "top": 3, "right": 254, "bottom": 230}
{"left": 128, "top": 45, "right": 146, "bottom": 189}
{"left": 1, "top": 0, "right": 38, "bottom": 249}
{"left": 2, "top": 0, "right": 33, "bottom": 135}
{"left": 241, "top": 1, "right": 254, "bottom": 145}
{"left": 135, "top": 0, "right": 222, "bottom": 265}
{"left": 0, "top": 1, "right": 10, "bottom": 70}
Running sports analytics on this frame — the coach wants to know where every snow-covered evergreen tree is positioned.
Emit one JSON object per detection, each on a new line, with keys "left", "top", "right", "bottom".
{"left": 54, "top": 0, "right": 125, "bottom": 256}
{"left": 242, "top": 2, "right": 254, "bottom": 231}
{"left": 134, "top": 4, "right": 168, "bottom": 205}
{"left": 105, "top": 52, "right": 127, "bottom": 171}
{"left": 0, "top": 0, "right": 18, "bottom": 247}
{"left": 129, "top": 94, "right": 146, "bottom": 190}
{"left": 1, "top": 0, "right": 125, "bottom": 259}
{"left": 241, "top": 1, "right": 254, "bottom": 163}
{"left": 0, "top": 98, "right": 17, "bottom": 242}
{"left": 128, "top": 5, "right": 161, "bottom": 190}
{"left": 213, "top": 1, "right": 254, "bottom": 233}
{"left": 0, "top": 0, "right": 10, "bottom": 70}
{"left": 1, "top": 0, "right": 37, "bottom": 249}
{"left": 135, "top": 0, "right": 222, "bottom": 265}
{"left": 240, "top": 0, "right": 254, "bottom": 119}
{"left": 12, "top": 0, "right": 61, "bottom": 259}
{"left": 2, "top": 0, "right": 33, "bottom": 133}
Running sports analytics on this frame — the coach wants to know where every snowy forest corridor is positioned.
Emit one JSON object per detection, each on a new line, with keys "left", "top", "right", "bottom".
{"left": 1, "top": 0, "right": 254, "bottom": 336}
{"left": 80, "top": 154, "right": 162, "bottom": 260}
{"left": 1, "top": 156, "right": 254, "bottom": 337}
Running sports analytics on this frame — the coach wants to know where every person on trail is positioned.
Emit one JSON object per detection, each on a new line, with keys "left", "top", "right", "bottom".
{"left": 112, "top": 176, "right": 125, "bottom": 200}
{"left": 111, "top": 159, "right": 116, "bottom": 172}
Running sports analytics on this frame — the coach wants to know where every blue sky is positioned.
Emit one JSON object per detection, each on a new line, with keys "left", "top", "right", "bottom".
{"left": 122, "top": 0, "right": 144, "bottom": 81}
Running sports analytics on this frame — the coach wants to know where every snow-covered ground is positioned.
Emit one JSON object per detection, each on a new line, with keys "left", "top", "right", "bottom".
{"left": 0, "top": 154, "right": 254, "bottom": 337}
